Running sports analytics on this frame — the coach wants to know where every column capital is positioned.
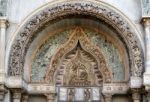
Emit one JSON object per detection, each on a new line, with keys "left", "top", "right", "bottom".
{"left": 45, "top": 92, "right": 56, "bottom": 100}
{"left": 142, "top": 18, "right": 150, "bottom": 26}
{"left": 21, "top": 93, "right": 28, "bottom": 102}
{"left": 103, "top": 93, "right": 113, "bottom": 102}
{"left": 130, "top": 76, "right": 143, "bottom": 88}
{"left": 11, "top": 89, "right": 22, "bottom": 99}
{"left": 0, "top": 17, "right": 8, "bottom": 28}
{"left": 131, "top": 88, "right": 142, "bottom": 102}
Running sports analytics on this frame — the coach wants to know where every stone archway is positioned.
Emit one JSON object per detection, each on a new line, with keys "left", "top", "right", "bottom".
{"left": 8, "top": 1, "right": 143, "bottom": 79}
{"left": 6, "top": 0, "right": 144, "bottom": 102}
{"left": 45, "top": 27, "right": 112, "bottom": 85}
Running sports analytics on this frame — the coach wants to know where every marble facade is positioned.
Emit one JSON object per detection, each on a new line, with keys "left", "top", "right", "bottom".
{"left": 0, "top": 0, "right": 149, "bottom": 102}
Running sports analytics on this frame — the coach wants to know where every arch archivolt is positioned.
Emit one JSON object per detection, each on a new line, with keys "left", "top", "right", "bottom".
{"left": 8, "top": 0, "right": 143, "bottom": 82}
{"left": 45, "top": 27, "right": 112, "bottom": 85}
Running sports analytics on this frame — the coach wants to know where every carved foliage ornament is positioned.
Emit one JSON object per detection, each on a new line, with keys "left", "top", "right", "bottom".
{"left": 8, "top": 1, "right": 143, "bottom": 77}
{"left": 45, "top": 27, "right": 112, "bottom": 84}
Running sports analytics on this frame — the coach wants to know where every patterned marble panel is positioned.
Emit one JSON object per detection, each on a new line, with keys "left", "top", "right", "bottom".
{"left": 92, "top": 87, "right": 100, "bottom": 100}
{"left": 75, "top": 88, "right": 84, "bottom": 101}
{"left": 59, "top": 87, "right": 67, "bottom": 101}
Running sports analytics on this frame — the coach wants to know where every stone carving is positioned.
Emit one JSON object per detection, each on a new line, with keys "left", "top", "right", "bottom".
{"left": 68, "top": 88, "right": 75, "bottom": 102}
{"left": 8, "top": 1, "right": 143, "bottom": 77}
{"left": 45, "top": 27, "right": 111, "bottom": 84}
{"left": 31, "top": 27, "right": 125, "bottom": 82}
{"left": 84, "top": 88, "right": 91, "bottom": 102}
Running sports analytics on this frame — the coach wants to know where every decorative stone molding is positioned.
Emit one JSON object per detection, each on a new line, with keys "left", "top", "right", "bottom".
{"left": 8, "top": 0, "right": 143, "bottom": 78}
{"left": 102, "top": 83, "right": 129, "bottom": 94}
{"left": 130, "top": 76, "right": 143, "bottom": 88}
{"left": 27, "top": 84, "right": 55, "bottom": 94}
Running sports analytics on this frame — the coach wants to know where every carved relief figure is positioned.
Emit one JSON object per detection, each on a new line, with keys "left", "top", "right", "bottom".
{"left": 84, "top": 88, "right": 91, "bottom": 102}
{"left": 68, "top": 88, "right": 75, "bottom": 102}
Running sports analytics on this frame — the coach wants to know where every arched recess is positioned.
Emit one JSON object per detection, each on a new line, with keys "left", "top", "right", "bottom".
{"left": 45, "top": 27, "right": 112, "bottom": 85}
{"left": 7, "top": 0, "right": 143, "bottom": 81}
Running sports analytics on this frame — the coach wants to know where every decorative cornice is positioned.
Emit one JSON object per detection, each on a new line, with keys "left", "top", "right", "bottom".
{"left": 8, "top": 1, "right": 143, "bottom": 78}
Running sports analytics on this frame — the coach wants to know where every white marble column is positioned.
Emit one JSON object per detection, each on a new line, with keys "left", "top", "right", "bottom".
{"left": 0, "top": 17, "right": 7, "bottom": 84}
{"left": 12, "top": 89, "right": 22, "bottom": 102}
{"left": 46, "top": 93, "right": 56, "bottom": 102}
{"left": 143, "top": 18, "right": 150, "bottom": 85}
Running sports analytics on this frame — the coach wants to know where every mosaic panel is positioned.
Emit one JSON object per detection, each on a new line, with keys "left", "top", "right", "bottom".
{"left": 31, "top": 28, "right": 125, "bottom": 82}
{"left": 31, "top": 30, "right": 71, "bottom": 82}
{"left": 85, "top": 30, "right": 124, "bottom": 81}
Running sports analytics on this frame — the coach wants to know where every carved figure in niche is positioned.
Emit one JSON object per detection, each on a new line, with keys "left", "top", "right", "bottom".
{"left": 84, "top": 88, "right": 91, "bottom": 102}
{"left": 68, "top": 88, "right": 75, "bottom": 102}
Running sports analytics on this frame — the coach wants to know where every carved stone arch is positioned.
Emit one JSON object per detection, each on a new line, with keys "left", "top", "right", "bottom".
{"left": 45, "top": 27, "right": 112, "bottom": 85}
{"left": 8, "top": 0, "right": 143, "bottom": 78}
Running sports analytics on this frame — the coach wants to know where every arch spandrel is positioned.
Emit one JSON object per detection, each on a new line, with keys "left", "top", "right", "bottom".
{"left": 8, "top": 0, "right": 143, "bottom": 81}
{"left": 45, "top": 27, "right": 112, "bottom": 84}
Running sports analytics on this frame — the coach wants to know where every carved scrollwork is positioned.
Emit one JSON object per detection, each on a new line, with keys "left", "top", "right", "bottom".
{"left": 8, "top": 1, "right": 143, "bottom": 77}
